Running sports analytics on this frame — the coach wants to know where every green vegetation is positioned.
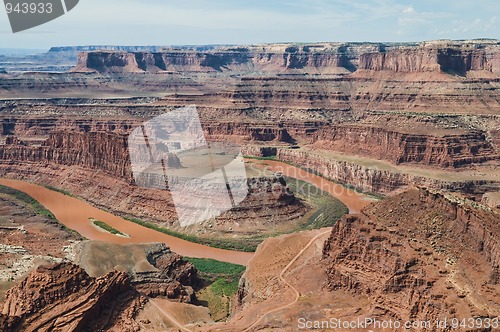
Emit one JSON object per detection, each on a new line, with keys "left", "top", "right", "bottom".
{"left": 185, "top": 257, "right": 245, "bottom": 321}
{"left": 90, "top": 218, "right": 126, "bottom": 236}
{"left": 210, "top": 278, "right": 240, "bottom": 298}
{"left": 44, "top": 185, "right": 75, "bottom": 197}
{"left": 243, "top": 155, "right": 277, "bottom": 161}
{"left": 124, "top": 216, "right": 258, "bottom": 252}
{"left": 122, "top": 167, "right": 351, "bottom": 252}
{"left": 0, "top": 184, "right": 84, "bottom": 238}
{"left": 0, "top": 184, "right": 56, "bottom": 220}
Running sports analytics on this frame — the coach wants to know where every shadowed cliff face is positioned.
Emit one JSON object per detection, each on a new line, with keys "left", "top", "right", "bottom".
{"left": 70, "top": 40, "right": 500, "bottom": 77}
{"left": 0, "top": 243, "right": 200, "bottom": 332}
{"left": 0, "top": 262, "right": 138, "bottom": 332}
{"left": 322, "top": 188, "right": 500, "bottom": 326}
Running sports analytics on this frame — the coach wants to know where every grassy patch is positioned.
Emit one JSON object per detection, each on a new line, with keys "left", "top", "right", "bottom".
{"left": 186, "top": 257, "right": 245, "bottom": 276}
{"left": 0, "top": 184, "right": 84, "bottom": 239}
{"left": 285, "top": 177, "right": 349, "bottom": 229}
{"left": 90, "top": 218, "right": 126, "bottom": 236}
{"left": 210, "top": 278, "right": 240, "bottom": 297}
{"left": 185, "top": 257, "right": 245, "bottom": 322}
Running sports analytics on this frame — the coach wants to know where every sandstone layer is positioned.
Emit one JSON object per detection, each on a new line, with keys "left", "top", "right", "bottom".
{"left": 70, "top": 41, "right": 500, "bottom": 77}
{"left": 0, "top": 39, "right": 498, "bottom": 250}
{"left": 216, "top": 188, "right": 500, "bottom": 331}
{"left": 77, "top": 242, "right": 199, "bottom": 302}
{"left": 0, "top": 262, "right": 141, "bottom": 332}
{"left": 322, "top": 188, "right": 500, "bottom": 328}
{"left": 0, "top": 40, "right": 498, "bottom": 331}
{"left": 0, "top": 242, "right": 202, "bottom": 332}
{"left": 0, "top": 188, "right": 83, "bottom": 303}
{"left": 275, "top": 148, "right": 500, "bottom": 196}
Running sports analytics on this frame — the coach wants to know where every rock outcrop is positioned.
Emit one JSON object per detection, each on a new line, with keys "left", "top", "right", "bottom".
{"left": 0, "top": 242, "right": 202, "bottom": 331}
{"left": 0, "top": 40, "right": 498, "bottom": 241}
{"left": 71, "top": 50, "right": 252, "bottom": 74}
{"left": 359, "top": 41, "right": 500, "bottom": 75}
{"left": 0, "top": 116, "right": 497, "bottom": 200}
{"left": 70, "top": 40, "right": 500, "bottom": 77}
{"left": 134, "top": 244, "right": 198, "bottom": 300}
{"left": 312, "top": 125, "right": 498, "bottom": 168}
{"left": 0, "top": 154, "right": 308, "bottom": 237}
{"left": 1, "top": 262, "right": 142, "bottom": 332}
{"left": 275, "top": 148, "right": 500, "bottom": 195}
{"left": 78, "top": 242, "right": 199, "bottom": 303}
{"left": 323, "top": 188, "right": 500, "bottom": 327}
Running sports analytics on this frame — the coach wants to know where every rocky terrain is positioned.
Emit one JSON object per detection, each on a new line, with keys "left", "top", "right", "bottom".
{"left": 275, "top": 148, "right": 499, "bottom": 197}
{"left": 0, "top": 188, "right": 81, "bottom": 301}
{"left": 0, "top": 262, "right": 140, "bottom": 332}
{"left": 0, "top": 45, "right": 223, "bottom": 73}
{"left": 70, "top": 41, "right": 500, "bottom": 77}
{"left": 77, "top": 242, "right": 199, "bottom": 302}
{"left": 0, "top": 40, "right": 497, "bottom": 246}
{"left": 322, "top": 187, "right": 500, "bottom": 329}
{"left": 0, "top": 242, "right": 201, "bottom": 332}
{"left": 0, "top": 40, "right": 498, "bottom": 330}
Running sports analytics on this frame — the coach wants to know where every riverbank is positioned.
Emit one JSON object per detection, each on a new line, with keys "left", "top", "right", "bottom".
{"left": 0, "top": 178, "right": 253, "bottom": 266}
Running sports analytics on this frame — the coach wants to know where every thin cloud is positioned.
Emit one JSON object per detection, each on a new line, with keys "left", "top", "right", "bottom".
{"left": 0, "top": 0, "right": 498, "bottom": 48}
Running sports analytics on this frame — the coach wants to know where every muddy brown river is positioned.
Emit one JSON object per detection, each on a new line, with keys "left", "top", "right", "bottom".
{"left": 0, "top": 161, "right": 373, "bottom": 266}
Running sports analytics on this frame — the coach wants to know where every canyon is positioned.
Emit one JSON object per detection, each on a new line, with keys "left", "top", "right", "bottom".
{"left": 216, "top": 187, "right": 499, "bottom": 331}
{"left": 0, "top": 39, "right": 498, "bottom": 330}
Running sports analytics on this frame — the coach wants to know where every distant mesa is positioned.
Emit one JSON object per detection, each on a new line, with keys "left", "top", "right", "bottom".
{"left": 68, "top": 39, "right": 500, "bottom": 79}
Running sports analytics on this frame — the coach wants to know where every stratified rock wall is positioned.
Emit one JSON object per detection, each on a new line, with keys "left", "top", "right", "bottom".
{"left": 0, "top": 132, "right": 133, "bottom": 180}
{"left": 1, "top": 263, "right": 140, "bottom": 332}
{"left": 0, "top": 244, "right": 203, "bottom": 331}
{"left": 313, "top": 125, "right": 498, "bottom": 167}
{"left": 276, "top": 148, "right": 500, "bottom": 195}
{"left": 71, "top": 41, "right": 500, "bottom": 77}
{"left": 322, "top": 188, "right": 500, "bottom": 326}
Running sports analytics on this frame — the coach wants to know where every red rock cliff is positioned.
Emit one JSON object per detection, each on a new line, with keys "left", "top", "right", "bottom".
{"left": 1, "top": 263, "right": 140, "bottom": 332}
{"left": 323, "top": 188, "right": 500, "bottom": 327}
{"left": 70, "top": 40, "right": 500, "bottom": 77}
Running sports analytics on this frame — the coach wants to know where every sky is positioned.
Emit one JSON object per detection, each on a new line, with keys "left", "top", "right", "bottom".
{"left": 1, "top": 0, "right": 499, "bottom": 50}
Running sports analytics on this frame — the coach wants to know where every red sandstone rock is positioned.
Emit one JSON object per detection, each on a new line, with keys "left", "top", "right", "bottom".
{"left": 70, "top": 41, "right": 500, "bottom": 77}
{"left": 0, "top": 243, "right": 202, "bottom": 331}
{"left": 322, "top": 188, "right": 500, "bottom": 325}
{"left": 313, "top": 125, "right": 498, "bottom": 168}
